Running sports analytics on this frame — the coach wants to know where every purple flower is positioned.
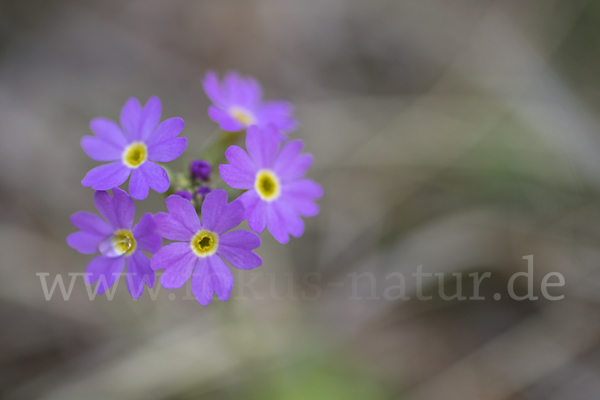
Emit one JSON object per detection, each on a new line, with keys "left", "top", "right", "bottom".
{"left": 219, "top": 125, "right": 323, "bottom": 243}
{"left": 151, "top": 189, "right": 262, "bottom": 305}
{"left": 203, "top": 71, "right": 297, "bottom": 136}
{"left": 190, "top": 159, "right": 212, "bottom": 181}
{"left": 81, "top": 97, "right": 187, "bottom": 200}
{"left": 67, "top": 188, "right": 162, "bottom": 298}
{"left": 174, "top": 190, "right": 193, "bottom": 201}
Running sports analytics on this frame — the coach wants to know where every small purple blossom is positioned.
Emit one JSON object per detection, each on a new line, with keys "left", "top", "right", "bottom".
{"left": 203, "top": 71, "right": 297, "bottom": 136}
{"left": 67, "top": 188, "right": 162, "bottom": 298}
{"left": 174, "top": 190, "right": 193, "bottom": 201}
{"left": 219, "top": 125, "right": 323, "bottom": 243}
{"left": 196, "top": 185, "right": 211, "bottom": 199}
{"left": 151, "top": 189, "right": 262, "bottom": 305}
{"left": 190, "top": 159, "right": 212, "bottom": 181}
{"left": 81, "top": 97, "right": 187, "bottom": 200}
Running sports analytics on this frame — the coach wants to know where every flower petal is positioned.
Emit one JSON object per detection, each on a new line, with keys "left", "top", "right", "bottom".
{"left": 272, "top": 140, "right": 314, "bottom": 181}
{"left": 191, "top": 256, "right": 234, "bottom": 305}
{"left": 224, "top": 145, "right": 256, "bottom": 172}
{"left": 128, "top": 162, "right": 169, "bottom": 200}
{"left": 203, "top": 70, "right": 224, "bottom": 105}
{"left": 219, "top": 165, "right": 254, "bottom": 190}
{"left": 132, "top": 213, "right": 162, "bottom": 253}
{"left": 154, "top": 214, "right": 193, "bottom": 241}
{"left": 120, "top": 97, "right": 142, "bottom": 140}
{"left": 247, "top": 197, "right": 268, "bottom": 234}
{"left": 141, "top": 162, "right": 170, "bottom": 192}
{"left": 223, "top": 71, "right": 242, "bottom": 104}
{"left": 283, "top": 179, "right": 324, "bottom": 199}
{"left": 200, "top": 189, "right": 245, "bottom": 234}
{"left": 125, "top": 250, "right": 155, "bottom": 299}
{"left": 128, "top": 169, "right": 149, "bottom": 200}
{"left": 155, "top": 195, "right": 201, "bottom": 240}
{"left": 219, "top": 229, "right": 261, "bottom": 249}
{"left": 81, "top": 136, "right": 123, "bottom": 161}
{"left": 246, "top": 125, "right": 280, "bottom": 168}
{"left": 208, "top": 105, "right": 244, "bottom": 132}
{"left": 267, "top": 203, "right": 290, "bottom": 244}
{"left": 89, "top": 118, "right": 128, "bottom": 148}
{"left": 279, "top": 179, "right": 324, "bottom": 218}
{"left": 85, "top": 255, "right": 125, "bottom": 294}
{"left": 153, "top": 242, "right": 197, "bottom": 289}
{"left": 139, "top": 96, "right": 162, "bottom": 141}
{"left": 93, "top": 190, "right": 118, "bottom": 228}
{"left": 164, "top": 193, "right": 201, "bottom": 228}
{"left": 82, "top": 162, "right": 130, "bottom": 191}
{"left": 257, "top": 100, "right": 298, "bottom": 133}
{"left": 280, "top": 154, "right": 313, "bottom": 181}
{"left": 93, "top": 188, "right": 134, "bottom": 229}
{"left": 66, "top": 231, "right": 104, "bottom": 254}
{"left": 282, "top": 193, "right": 320, "bottom": 217}
{"left": 238, "top": 190, "right": 260, "bottom": 217}
{"left": 218, "top": 230, "right": 262, "bottom": 270}
{"left": 148, "top": 137, "right": 187, "bottom": 162}
{"left": 272, "top": 139, "right": 302, "bottom": 170}
{"left": 111, "top": 186, "right": 135, "bottom": 229}
{"left": 219, "top": 145, "right": 257, "bottom": 189}
{"left": 70, "top": 211, "right": 112, "bottom": 236}
{"left": 275, "top": 201, "right": 305, "bottom": 238}
{"left": 235, "top": 75, "right": 262, "bottom": 106}
{"left": 145, "top": 117, "right": 185, "bottom": 148}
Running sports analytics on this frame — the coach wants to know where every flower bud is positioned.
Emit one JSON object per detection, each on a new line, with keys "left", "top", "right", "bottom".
{"left": 196, "top": 186, "right": 211, "bottom": 199}
{"left": 189, "top": 159, "right": 211, "bottom": 181}
{"left": 174, "top": 190, "right": 193, "bottom": 201}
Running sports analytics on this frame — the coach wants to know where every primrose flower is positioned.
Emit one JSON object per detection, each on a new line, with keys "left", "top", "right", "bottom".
{"left": 203, "top": 71, "right": 297, "bottom": 136}
{"left": 151, "top": 189, "right": 262, "bottom": 305}
{"left": 67, "top": 188, "right": 161, "bottom": 298}
{"left": 219, "top": 125, "right": 323, "bottom": 243}
{"left": 81, "top": 97, "right": 187, "bottom": 200}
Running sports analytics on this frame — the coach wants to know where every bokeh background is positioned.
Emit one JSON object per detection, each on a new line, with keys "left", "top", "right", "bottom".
{"left": 2, "top": 0, "right": 600, "bottom": 399}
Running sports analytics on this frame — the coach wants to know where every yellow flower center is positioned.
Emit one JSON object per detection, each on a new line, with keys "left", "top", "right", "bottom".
{"left": 98, "top": 229, "right": 136, "bottom": 258}
{"left": 230, "top": 107, "right": 255, "bottom": 127}
{"left": 255, "top": 169, "right": 281, "bottom": 201}
{"left": 122, "top": 142, "right": 147, "bottom": 168}
{"left": 190, "top": 229, "right": 219, "bottom": 257}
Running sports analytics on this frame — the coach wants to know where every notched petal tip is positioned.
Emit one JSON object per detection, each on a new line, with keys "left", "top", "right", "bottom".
{"left": 273, "top": 232, "right": 290, "bottom": 244}
{"left": 165, "top": 193, "right": 193, "bottom": 210}
{"left": 168, "top": 117, "right": 186, "bottom": 131}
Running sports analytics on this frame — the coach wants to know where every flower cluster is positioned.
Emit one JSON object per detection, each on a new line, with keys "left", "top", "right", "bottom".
{"left": 68, "top": 71, "right": 322, "bottom": 305}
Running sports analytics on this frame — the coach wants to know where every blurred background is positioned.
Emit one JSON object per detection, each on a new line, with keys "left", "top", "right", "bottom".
{"left": 2, "top": 0, "right": 600, "bottom": 399}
